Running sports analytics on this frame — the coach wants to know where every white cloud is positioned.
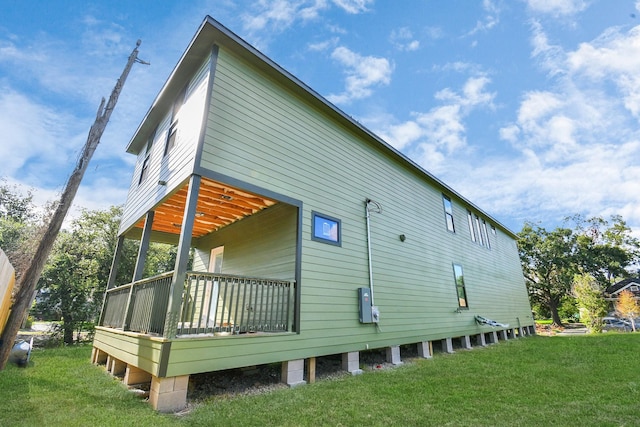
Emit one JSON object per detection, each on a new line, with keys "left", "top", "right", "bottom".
{"left": 467, "top": 0, "right": 501, "bottom": 36}
{"left": 377, "top": 121, "right": 423, "bottom": 151}
{"left": 0, "top": 87, "right": 83, "bottom": 180}
{"left": 241, "top": 0, "right": 371, "bottom": 40}
{"left": 529, "top": 20, "right": 567, "bottom": 76}
{"left": 373, "top": 75, "right": 495, "bottom": 173}
{"left": 526, "top": 0, "right": 588, "bottom": 17}
{"left": 242, "top": 0, "right": 310, "bottom": 32}
{"left": 326, "top": 46, "right": 393, "bottom": 104}
{"left": 390, "top": 27, "right": 420, "bottom": 52}
{"left": 567, "top": 25, "right": 640, "bottom": 117}
{"left": 492, "top": 21, "right": 640, "bottom": 231}
{"left": 308, "top": 37, "right": 339, "bottom": 52}
{"left": 331, "top": 0, "right": 373, "bottom": 14}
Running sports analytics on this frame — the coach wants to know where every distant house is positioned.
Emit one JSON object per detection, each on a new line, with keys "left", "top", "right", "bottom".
{"left": 91, "top": 16, "right": 534, "bottom": 412}
{"left": 604, "top": 277, "right": 640, "bottom": 300}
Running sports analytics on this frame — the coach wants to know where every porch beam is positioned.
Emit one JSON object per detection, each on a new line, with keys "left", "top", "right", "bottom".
{"left": 164, "top": 175, "right": 201, "bottom": 338}
{"left": 106, "top": 236, "right": 125, "bottom": 290}
{"left": 133, "top": 210, "right": 155, "bottom": 282}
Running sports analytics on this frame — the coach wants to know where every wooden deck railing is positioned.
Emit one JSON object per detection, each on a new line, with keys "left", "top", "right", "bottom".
{"left": 99, "top": 272, "right": 293, "bottom": 337}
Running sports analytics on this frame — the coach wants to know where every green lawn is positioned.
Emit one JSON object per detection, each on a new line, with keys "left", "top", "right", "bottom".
{"left": 2, "top": 334, "right": 639, "bottom": 426}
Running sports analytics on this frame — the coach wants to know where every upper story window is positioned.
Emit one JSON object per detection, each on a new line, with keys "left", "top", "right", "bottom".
{"left": 453, "top": 264, "right": 468, "bottom": 308}
{"left": 467, "top": 210, "right": 492, "bottom": 249}
{"left": 138, "top": 126, "right": 157, "bottom": 185}
{"left": 163, "top": 85, "right": 187, "bottom": 157}
{"left": 481, "top": 219, "right": 491, "bottom": 249}
{"left": 467, "top": 211, "right": 476, "bottom": 242}
{"left": 475, "top": 215, "right": 484, "bottom": 246}
{"left": 442, "top": 195, "right": 455, "bottom": 232}
{"left": 164, "top": 122, "right": 178, "bottom": 156}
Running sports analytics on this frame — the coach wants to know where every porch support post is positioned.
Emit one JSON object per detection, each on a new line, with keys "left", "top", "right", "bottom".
{"left": 99, "top": 235, "right": 125, "bottom": 327}
{"left": 149, "top": 375, "right": 189, "bottom": 412}
{"left": 342, "top": 351, "right": 363, "bottom": 375}
{"left": 133, "top": 210, "right": 154, "bottom": 282}
{"left": 417, "top": 341, "right": 433, "bottom": 359}
{"left": 386, "top": 345, "right": 402, "bottom": 365}
{"left": 281, "top": 359, "right": 306, "bottom": 387}
{"left": 106, "top": 236, "right": 125, "bottom": 290}
{"left": 475, "top": 333, "right": 487, "bottom": 347}
{"left": 442, "top": 337, "right": 454, "bottom": 354}
{"left": 164, "top": 175, "right": 201, "bottom": 339}
{"left": 460, "top": 335, "right": 472, "bottom": 350}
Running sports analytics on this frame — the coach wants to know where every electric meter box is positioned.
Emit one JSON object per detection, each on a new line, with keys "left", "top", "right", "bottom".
{"left": 358, "top": 288, "right": 373, "bottom": 323}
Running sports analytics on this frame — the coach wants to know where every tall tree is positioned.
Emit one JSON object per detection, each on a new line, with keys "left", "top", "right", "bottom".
{"left": 571, "top": 215, "right": 640, "bottom": 287}
{"left": 518, "top": 222, "right": 578, "bottom": 326}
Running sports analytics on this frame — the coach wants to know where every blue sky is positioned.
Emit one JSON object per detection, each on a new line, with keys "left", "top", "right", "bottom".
{"left": 1, "top": 0, "right": 639, "bottom": 234}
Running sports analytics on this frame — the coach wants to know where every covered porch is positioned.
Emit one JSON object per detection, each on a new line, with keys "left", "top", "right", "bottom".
{"left": 102, "top": 174, "right": 301, "bottom": 338}
{"left": 93, "top": 174, "right": 301, "bottom": 410}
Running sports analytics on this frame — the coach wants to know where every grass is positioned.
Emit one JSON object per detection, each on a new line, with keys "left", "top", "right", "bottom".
{"left": 2, "top": 334, "right": 639, "bottom": 426}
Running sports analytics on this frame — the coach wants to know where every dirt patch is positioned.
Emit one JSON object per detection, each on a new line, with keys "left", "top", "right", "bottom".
{"left": 187, "top": 345, "right": 421, "bottom": 403}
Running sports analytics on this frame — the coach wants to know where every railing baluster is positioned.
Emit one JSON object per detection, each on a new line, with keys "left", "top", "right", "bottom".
{"left": 221, "top": 276, "right": 230, "bottom": 332}
{"left": 195, "top": 275, "right": 204, "bottom": 333}
{"left": 239, "top": 278, "right": 248, "bottom": 333}
{"left": 266, "top": 281, "right": 272, "bottom": 331}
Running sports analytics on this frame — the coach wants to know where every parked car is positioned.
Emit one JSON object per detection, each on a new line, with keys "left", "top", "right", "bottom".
{"left": 602, "top": 317, "right": 632, "bottom": 332}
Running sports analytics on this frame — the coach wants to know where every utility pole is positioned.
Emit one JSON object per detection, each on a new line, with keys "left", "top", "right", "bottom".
{"left": 0, "top": 41, "right": 148, "bottom": 370}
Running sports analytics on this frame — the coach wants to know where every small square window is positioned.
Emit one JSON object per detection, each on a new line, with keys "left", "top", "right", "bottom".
{"left": 312, "top": 212, "right": 341, "bottom": 246}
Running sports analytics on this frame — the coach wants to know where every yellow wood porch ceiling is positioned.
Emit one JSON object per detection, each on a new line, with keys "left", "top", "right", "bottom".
{"left": 134, "top": 178, "right": 276, "bottom": 238}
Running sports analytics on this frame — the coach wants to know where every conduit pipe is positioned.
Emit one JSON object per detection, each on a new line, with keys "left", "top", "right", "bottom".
{"left": 365, "top": 198, "right": 382, "bottom": 306}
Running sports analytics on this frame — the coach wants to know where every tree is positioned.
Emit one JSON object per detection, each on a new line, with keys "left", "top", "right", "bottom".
{"left": 518, "top": 216, "right": 640, "bottom": 327}
{"left": 615, "top": 290, "right": 639, "bottom": 332}
{"left": 518, "top": 222, "right": 578, "bottom": 326}
{"left": 33, "top": 206, "right": 178, "bottom": 344}
{"left": 0, "top": 181, "right": 43, "bottom": 278}
{"left": 571, "top": 215, "right": 640, "bottom": 287}
{"left": 36, "top": 231, "right": 98, "bottom": 343}
{"left": 573, "top": 273, "right": 607, "bottom": 333}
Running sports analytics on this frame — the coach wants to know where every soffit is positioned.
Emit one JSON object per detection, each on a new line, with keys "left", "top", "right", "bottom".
{"left": 132, "top": 177, "right": 276, "bottom": 238}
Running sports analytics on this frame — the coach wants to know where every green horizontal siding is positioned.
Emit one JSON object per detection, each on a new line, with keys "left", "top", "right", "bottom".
{"left": 119, "top": 56, "right": 211, "bottom": 234}
{"left": 93, "top": 328, "right": 165, "bottom": 376}
{"left": 196, "top": 45, "right": 532, "bottom": 357}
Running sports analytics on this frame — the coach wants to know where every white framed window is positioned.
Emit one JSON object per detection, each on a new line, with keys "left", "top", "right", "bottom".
{"left": 443, "top": 195, "right": 455, "bottom": 232}
{"left": 453, "top": 264, "right": 468, "bottom": 308}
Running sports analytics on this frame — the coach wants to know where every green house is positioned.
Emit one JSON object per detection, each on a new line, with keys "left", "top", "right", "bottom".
{"left": 92, "top": 16, "right": 534, "bottom": 412}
